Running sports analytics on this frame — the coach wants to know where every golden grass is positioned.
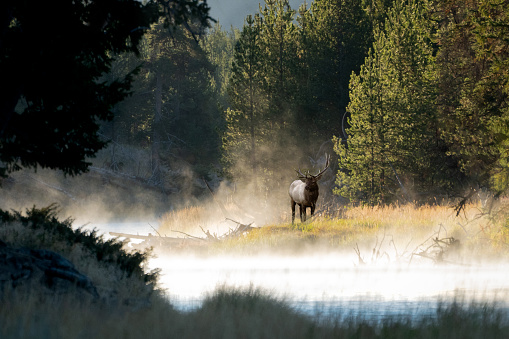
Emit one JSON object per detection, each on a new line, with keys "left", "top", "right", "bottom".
{"left": 158, "top": 206, "right": 209, "bottom": 236}
{"left": 157, "top": 202, "right": 509, "bottom": 258}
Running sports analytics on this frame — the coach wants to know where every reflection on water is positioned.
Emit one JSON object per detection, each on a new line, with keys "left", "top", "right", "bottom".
{"left": 87, "top": 222, "right": 509, "bottom": 320}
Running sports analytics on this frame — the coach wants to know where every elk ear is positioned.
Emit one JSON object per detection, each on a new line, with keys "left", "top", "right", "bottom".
{"left": 315, "top": 174, "right": 323, "bottom": 181}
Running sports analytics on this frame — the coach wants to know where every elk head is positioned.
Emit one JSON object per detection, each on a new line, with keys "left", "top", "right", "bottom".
{"left": 289, "top": 154, "right": 330, "bottom": 223}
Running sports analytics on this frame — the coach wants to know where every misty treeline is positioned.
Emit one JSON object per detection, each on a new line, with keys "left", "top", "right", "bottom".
{"left": 225, "top": 0, "right": 509, "bottom": 206}
{"left": 4, "top": 0, "right": 508, "bottom": 207}
{"left": 102, "top": 0, "right": 509, "bottom": 207}
{"left": 99, "top": 0, "right": 370, "bottom": 198}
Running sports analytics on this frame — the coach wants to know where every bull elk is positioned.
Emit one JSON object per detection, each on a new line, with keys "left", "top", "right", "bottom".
{"left": 289, "top": 154, "right": 330, "bottom": 223}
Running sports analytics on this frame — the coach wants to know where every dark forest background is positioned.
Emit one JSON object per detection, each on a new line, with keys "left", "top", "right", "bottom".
{"left": 2, "top": 0, "right": 509, "bottom": 214}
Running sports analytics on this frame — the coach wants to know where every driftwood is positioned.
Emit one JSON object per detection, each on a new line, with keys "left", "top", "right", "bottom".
{"left": 109, "top": 218, "right": 257, "bottom": 251}
{"left": 109, "top": 232, "right": 189, "bottom": 243}
{"left": 26, "top": 174, "right": 77, "bottom": 201}
{"left": 409, "top": 233, "right": 461, "bottom": 265}
{"left": 354, "top": 225, "right": 463, "bottom": 266}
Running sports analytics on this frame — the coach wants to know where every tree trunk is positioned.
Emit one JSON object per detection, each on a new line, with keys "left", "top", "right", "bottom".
{"left": 151, "top": 71, "right": 163, "bottom": 184}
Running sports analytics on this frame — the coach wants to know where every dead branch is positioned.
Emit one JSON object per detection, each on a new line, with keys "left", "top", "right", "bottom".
{"left": 354, "top": 243, "right": 365, "bottom": 266}
{"left": 224, "top": 218, "right": 256, "bottom": 236}
{"left": 454, "top": 189, "right": 476, "bottom": 217}
{"left": 409, "top": 226, "right": 461, "bottom": 265}
{"left": 148, "top": 223, "right": 162, "bottom": 237}
{"left": 171, "top": 230, "right": 207, "bottom": 241}
{"left": 356, "top": 225, "right": 464, "bottom": 267}
{"left": 26, "top": 174, "right": 77, "bottom": 201}
{"left": 200, "top": 226, "right": 219, "bottom": 241}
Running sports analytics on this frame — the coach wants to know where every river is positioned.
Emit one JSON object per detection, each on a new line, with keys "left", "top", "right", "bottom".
{"left": 86, "top": 221, "right": 509, "bottom": 321}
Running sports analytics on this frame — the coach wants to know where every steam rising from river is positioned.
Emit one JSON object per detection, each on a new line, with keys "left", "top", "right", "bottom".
{"left": 149, "top": 252, "right": 509, "bottom": 318}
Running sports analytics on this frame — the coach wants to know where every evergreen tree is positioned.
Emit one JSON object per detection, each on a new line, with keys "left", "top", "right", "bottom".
{"left": 200, "top": 23, "right": 239, "bottom": 110}
{"left": 223, "top": 0, "right": 304, "bottom": 192}
{"left": 435, "top": 0, "right": 509, "bottom": 193}
{"left": 104, "top": 20, "right": 221, "bottom": 181}
{"left": 296, "top": 0, "right": 371, "bottom": 144}
{"left": 336, "top": 0, "right": 450, "bottom": 204}
{"left": 223, "top": 14, "right": 267, "bottom": 183}
{"left": 258, "top": 0, "right": 298, "bottom": 122}
{"left": 0, "top": 0, "right": 211, "bottom": 177}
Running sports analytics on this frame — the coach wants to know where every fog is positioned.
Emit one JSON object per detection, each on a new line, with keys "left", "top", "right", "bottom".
{"left": 150, "top": 253, "right": 509, "bottom": 318}
{"left": 0, "top": 167, "right": 170, "bottom": 225}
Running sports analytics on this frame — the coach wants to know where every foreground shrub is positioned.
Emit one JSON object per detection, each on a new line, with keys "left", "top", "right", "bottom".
{"left": 0, "top": 205, "right": 158, "bottom": 305}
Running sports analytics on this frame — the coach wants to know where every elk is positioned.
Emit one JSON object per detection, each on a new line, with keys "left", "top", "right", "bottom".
{"left": 289, "top": 154, "right": 330, "bottom": 223}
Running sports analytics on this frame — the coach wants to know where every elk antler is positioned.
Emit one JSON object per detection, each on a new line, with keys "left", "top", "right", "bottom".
{"left": 296, "top": 168, "right": 309, "bottom": 179}
{"left": 313, "top": 153, "right": 330, "bottom": 178}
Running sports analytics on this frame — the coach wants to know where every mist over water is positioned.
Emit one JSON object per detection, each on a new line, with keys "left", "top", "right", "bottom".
{"left": 86, "top": 222, "right": 509, "bottom": 321}
{"left": 150, "top": 253, "right": 509, "bottom": 319}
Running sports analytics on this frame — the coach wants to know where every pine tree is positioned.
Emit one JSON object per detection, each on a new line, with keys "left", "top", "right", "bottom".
{"left": 296, "top": 0, "right": 372, "bottom": 144}
{"left": 223, "top": 1, "right": 304, "bottom": 190}
{"left": 258, "top": 0, "right": 298, "bottom": 123}
{"left": 336, "top": 0, "right": 449, "bottom": 204}
{"left": 435, "top": 0, "right": 509, "bottom": 193}
{"left": 104, "top": 20, "right": 221, "bottom": 181}
{"left": 200, "top": 23, "right": 239, "bottom": 110}
{"left": 223, "top": 14, "right": 267, "bottom": 183}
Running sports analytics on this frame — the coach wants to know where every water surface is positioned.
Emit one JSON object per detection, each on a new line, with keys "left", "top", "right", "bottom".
{"left": 87, "top": 222, "right": 509, "bottom": 320}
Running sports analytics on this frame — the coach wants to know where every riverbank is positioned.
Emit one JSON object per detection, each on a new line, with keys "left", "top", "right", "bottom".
{"left": 157, "top": 203, "right": 509, "bottom": 261}
{"left": 1, "top": 205, "right": 509, "bottom": 338}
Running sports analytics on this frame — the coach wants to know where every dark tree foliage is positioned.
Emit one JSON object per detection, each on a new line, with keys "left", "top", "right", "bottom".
{"left": 297, "top": 0, "right": 371, "bottom": 143}
{"left": 434, "top": 0, "right": 509, "bottom": 192}
{"left": 0, "top": 0, "right": 211, "bottom": 178}
{"left": 102, "top": 21, "right": 221, "bottom": 181}
{"left": 223, "top": 0, "right": 374, "bottom": 192}
{"left": 223, "top": 14, "right": 267, "bottom": 181}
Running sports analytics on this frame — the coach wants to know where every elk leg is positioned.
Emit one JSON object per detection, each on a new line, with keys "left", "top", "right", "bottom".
{"left": 302, "top": 206, "right": 306, "bottom": 222}
{"left": 310, "top": 204, "right": 315, "bottom": 217}
{"left": 291, "top": 200, "right": 296, "bottom": 224}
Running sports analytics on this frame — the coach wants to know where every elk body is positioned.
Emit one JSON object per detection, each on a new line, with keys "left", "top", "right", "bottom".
{"left": 289, "top": 154, "right": 330, "bottom": 223}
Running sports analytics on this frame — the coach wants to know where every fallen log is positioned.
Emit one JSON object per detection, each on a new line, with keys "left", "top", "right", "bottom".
{"left": 109, "top": 232, "right": 197, "bottom": 246}
{"left": 110, "top": 218, "right": 258, "bottom": 251}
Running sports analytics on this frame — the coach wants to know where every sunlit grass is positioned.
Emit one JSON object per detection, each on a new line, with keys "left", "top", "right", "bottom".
{"left": 156, "top": 202, "right": 509, "bottom": 259}
{"left": 158, "top": 206, "right": 208, "bottom": 236}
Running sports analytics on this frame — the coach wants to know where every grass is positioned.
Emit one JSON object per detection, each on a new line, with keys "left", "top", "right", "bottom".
{"left": 160, "top": 202, "right": 509, "bottom": 259}
{"left": 1, "top": 203, "right": 509, "bottom": 338}
{"left": 1, "top": 283, "right": 508, "bottom": 339}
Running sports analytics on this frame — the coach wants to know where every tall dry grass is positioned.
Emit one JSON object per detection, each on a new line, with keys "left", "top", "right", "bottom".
{"left": 156, "top": 202, "right": 509, "bottom": 260}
